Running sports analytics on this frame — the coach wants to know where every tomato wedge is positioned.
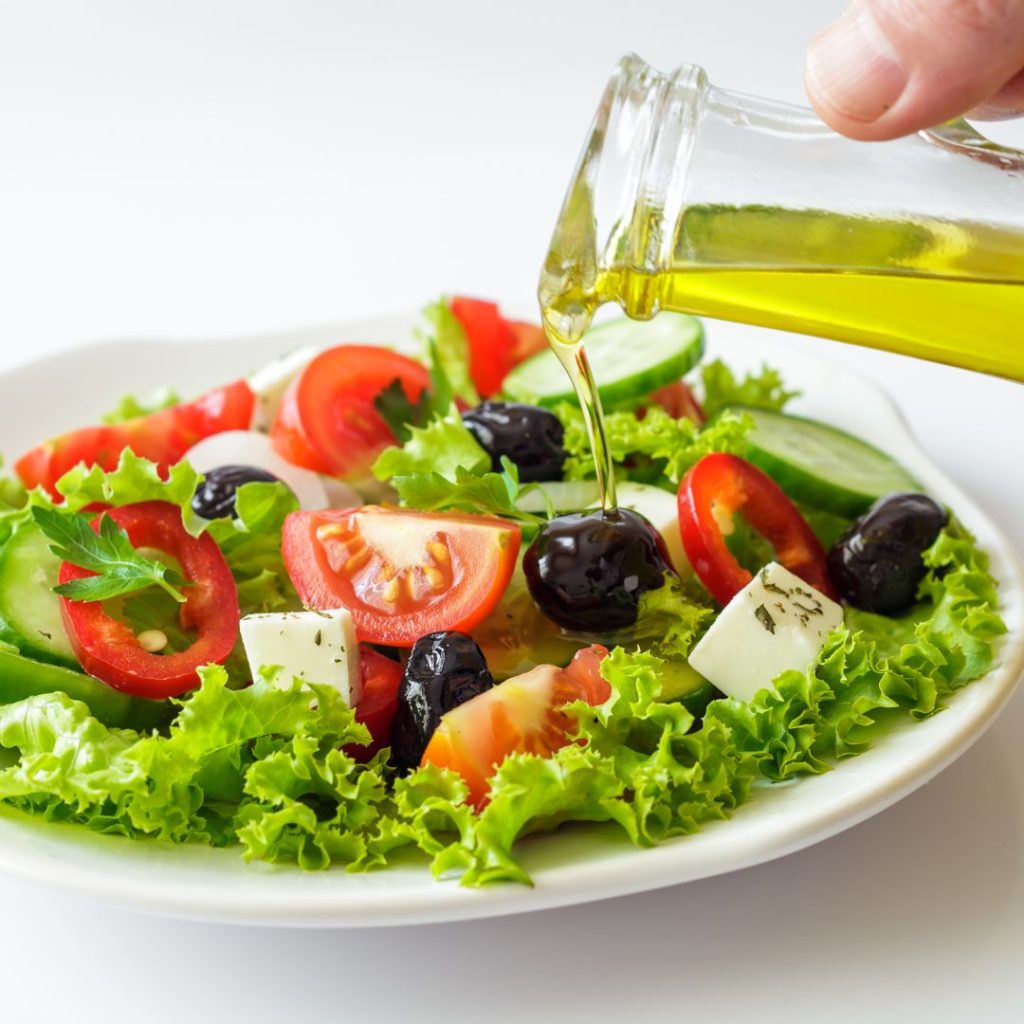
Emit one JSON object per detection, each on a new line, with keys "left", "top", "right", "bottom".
{"left": 421, "top": 645, "right": 609, "bottom": 810}
{"left": 346, "top": 647, "right": 404, "bottom": 760}
{"left": 58, "top": 501, "right": 240, "bottom": 699}
{"left": 450, "top": 297, "right": 549, "bottom": 399}
{"left": 282, "top": 507, "right": 521, "bottom": 646}
{"left": 269, "top": 345, "right": 430, "bottom": 480}
{"left": 16, "top": 380, "right": 255, "bottom": 498}
{"left": 677, "top": 452, "right": 837, "bottom": 605}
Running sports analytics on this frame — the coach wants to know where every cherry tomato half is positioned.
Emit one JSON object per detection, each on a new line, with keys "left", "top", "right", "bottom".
{"left": 677, "top": 452, "right": 837, "bottom": 606}
{"left": 282, "top": 507, "right": 521, "bottom": 647}
{"left": 421, "top": 645, "right": 609, "bottom": 810}
{"left": 269, "top": 345, "right": 430, "bottom": 480}
{"left": 16, "top": 381, "right": 255, "bottom": 498}
{"left": 58, "top": 501, "right": 240, "bottom": 699}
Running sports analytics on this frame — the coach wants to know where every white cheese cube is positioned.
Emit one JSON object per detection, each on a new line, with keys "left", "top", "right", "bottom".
{"left": 247, "top": 344, "right": 320, "bottom": 432}
{"left": 239, "top": 608, "right": 361, "bottom": 706}
{"left": 688, "top": 562, "right": 842, "bottom": 703}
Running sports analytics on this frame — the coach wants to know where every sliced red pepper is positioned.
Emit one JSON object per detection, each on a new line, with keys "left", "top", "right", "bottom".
{"left": 677, "top": 453, "right": 837, "bottom": 605}
{"left": 58, "top": 501, "right": 240, "bottom": 699}
{"left": 16, "top": 380, "right": 255, "bottom": 498}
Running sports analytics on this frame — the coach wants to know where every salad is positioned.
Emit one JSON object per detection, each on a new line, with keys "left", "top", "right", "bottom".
{"left": 0, "top": 296, "right": 1006, "bottom": 886}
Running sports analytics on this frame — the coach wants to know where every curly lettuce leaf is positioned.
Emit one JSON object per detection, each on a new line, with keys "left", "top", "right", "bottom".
{"left": 420, "top": 298, "right": 479, "bottom": 406}
{"left": 372, "top": 409, "right": 489, "bottom": 482}
{"left": 101, "top": 388, "right": 181, "bottom": 425}
{"left": 559, "top": 404, "right": 750, "bottom": 487}
{"left": 372, "top": 413, "right": 545, "bottom": 529}
{"left": 54, "top": 450, "right": 205, "bottom": 531}
{"left": 0, "top": 665, "right": 378, "bottom": 849}
{"left": 699, "top": 359, "right": 799, "bottom": 419}
{"left": 0, "top": 519, "right": 1006, "bottom": 886}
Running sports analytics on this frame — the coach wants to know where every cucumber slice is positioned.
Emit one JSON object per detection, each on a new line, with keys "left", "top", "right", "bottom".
{"left": 515, "top": 480, "right": 601, "bottom": 514}
{"left": 0, "top": 523, "right": 77, "bottom": 667}
{"left": 734, "top": 406, "right": 918, "bottom": 517}
{"left": 502, "top": 313, "right": 704, "bottom": 407}
{"left": 657, "top": 660, "right": 718, "bottom": 718}
{"left": 0, "top": 647, "right": 172, "bottom": 730}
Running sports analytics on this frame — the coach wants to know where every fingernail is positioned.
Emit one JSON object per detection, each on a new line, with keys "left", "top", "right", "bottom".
{"left": 806, "top": 5, "right": 907, "bottom": 122}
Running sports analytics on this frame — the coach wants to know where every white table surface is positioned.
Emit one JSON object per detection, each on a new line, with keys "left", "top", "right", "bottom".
{"left": 1, "top": 1, "right": 1023, "bottom": 1021}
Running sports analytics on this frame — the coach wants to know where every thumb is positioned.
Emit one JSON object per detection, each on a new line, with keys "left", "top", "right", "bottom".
{"left": 805, "top": 0, "right": 1024, "bottom": 140}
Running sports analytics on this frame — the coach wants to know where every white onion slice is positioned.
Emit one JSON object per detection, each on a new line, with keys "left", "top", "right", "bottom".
{"left": 183, "top": 431, "right": 329, "bottom": 511}
{"left": 322, "top": 476, "right": 362, "bottom": 509}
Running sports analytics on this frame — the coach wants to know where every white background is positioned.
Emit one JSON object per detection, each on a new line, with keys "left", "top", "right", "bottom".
{"left": 2, "top": 1, "right": 1024, "bottom": 1021}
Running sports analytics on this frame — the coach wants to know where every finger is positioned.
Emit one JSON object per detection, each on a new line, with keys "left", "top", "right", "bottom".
{"left": 969, "top": 66, "right": 1024, "bottom": 118}
{"left": 805, "top": 0, "right": 1024, "bottom": 140}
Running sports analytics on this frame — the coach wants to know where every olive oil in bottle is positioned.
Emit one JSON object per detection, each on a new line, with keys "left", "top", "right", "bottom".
{"left": 538, "top": 57, "right": 1024, "bottom": 493}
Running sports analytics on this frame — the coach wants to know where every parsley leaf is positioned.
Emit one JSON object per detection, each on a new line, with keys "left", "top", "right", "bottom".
{"left": 32, "top": 506, "right": 189, "bottom": 604}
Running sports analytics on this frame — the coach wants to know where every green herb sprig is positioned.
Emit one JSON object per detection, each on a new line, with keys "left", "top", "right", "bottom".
{"left": 32, "top": 506, "right": 189, "bottom": 604}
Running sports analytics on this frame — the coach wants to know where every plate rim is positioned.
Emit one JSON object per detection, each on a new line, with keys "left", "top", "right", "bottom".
{"left": 0, "top": 313, "right": 1021, "bottom": 928}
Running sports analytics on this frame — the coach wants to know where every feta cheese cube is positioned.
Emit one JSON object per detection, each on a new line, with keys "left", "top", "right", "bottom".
{"left": 688, "top": 562, "right": 842, "bottom": 703}
{"left": 239, "top": 608, "right": 361, "bottom": 706}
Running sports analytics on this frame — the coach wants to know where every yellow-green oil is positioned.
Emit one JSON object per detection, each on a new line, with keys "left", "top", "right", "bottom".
{"left": 541, "top": 205, "right": 1024, "bottom": 503}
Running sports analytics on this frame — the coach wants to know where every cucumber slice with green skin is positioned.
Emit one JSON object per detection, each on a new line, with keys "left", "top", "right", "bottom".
{"left": 733, "top": 406, "right": 919, "bottom": 517}
{"left": 515, "top": 480, "right": 602, "bottom": 514}
{"left": 0, "top": 647, "right": 173, "bottom": 731}
{"left": 0, "top": 523, "right": 77, "bottom": 667}
{"left": 502, "top": 313, "right": 704, "bottom": 408}
{"left": 657, "top": 659, "right": 718, "bottom": 717}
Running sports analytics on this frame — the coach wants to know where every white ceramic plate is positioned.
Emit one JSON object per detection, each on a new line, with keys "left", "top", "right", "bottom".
{"left": 0, "top": 314, "right": 1021, "bottom": 928}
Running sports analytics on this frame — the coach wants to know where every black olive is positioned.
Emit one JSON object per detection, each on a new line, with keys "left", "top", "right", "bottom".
{"left": 389, "top": 631, "right": 494, "bottom": 772}
{"left": 828, "top": 492, "right": 948, "bottom": 614}
{"left": 461, "top": 401, "right": 566, "bottom": 482}
{"left": 191, "top": 464, "right": 282, "bottom": 520}
{"left": 523, "top": 508, "right": 672, "bottom": 632}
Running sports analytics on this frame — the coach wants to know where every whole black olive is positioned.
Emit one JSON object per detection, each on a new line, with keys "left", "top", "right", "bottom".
{"left": 191, "top": 464, "right": 282, "bottom": 520}
{"left": 389, "top": 631, "right": 494, "bottom": 772}
{"left": 523, "top": 508, "right": 672, "bottom": 632}
{"left": 828, "top": 492, "right": 948, "bottom": 614}
{"left": 461, "top": 401, "right": 566, "bottom": 482}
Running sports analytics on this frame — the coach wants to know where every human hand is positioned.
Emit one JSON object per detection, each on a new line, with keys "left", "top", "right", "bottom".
{"left": 805, "top": 0, "right": 1024, "bottom": 139}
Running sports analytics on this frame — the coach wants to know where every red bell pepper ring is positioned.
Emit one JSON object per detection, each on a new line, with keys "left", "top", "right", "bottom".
{"left": 58, "top": 501, "right": 240, "bottom": 699}
{"left": 677, "top": 453, "right": 837, "bottom": 606}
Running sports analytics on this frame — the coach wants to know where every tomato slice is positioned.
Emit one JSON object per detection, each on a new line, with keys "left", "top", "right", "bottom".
{"left": 15, "top": 380, "right": 255, "bottom": 498}
{"left": 269, "top": 345, "right": 430, "bottom": 480}
{"left": 449, "top": 297, "right": 550, "bottom": 399}
{"left": 282, "top": 507, "right": 521, "bottom": 646}
{"left": 346, "top": 646, "right": 404, "bottom": 760}
{"left": 644, "top": 381, "right": 705, "bottom": 424}
{"left": 58, "top": 501, "right": 240, "bottom": 699}
{"left": 677, "top": 452, "right": 837, "bottom": 605}
{"left": 450, "top": 297, "right": 517, "bottom": 399}
{"left": 421, "top": 645, "right": 609, "bottom": 810}
{"left": 506, "top": 319, "right": 549, "bottom": 366}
